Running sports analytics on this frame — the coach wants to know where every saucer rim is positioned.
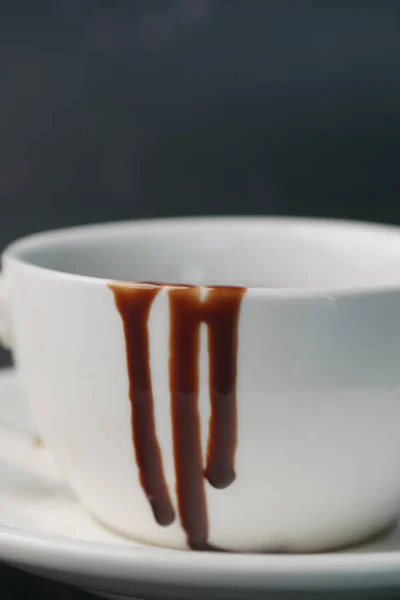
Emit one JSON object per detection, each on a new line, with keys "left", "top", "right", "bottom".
{"left": 1, "top": 522, "right": 400, "bottom": 591}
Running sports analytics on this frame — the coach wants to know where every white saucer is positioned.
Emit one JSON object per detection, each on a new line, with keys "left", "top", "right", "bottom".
{"left": 1, "top": 369, "right": 400, "bottom": 599}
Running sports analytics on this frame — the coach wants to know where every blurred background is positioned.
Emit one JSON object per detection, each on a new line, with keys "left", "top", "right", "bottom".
{"left": 1, "top": 0, "right": 400, "bottom": 234}
{"left": 1, "top": 1, "right": 400, "bottom": 239}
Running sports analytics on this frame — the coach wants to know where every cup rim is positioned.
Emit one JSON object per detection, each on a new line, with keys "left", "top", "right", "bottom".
{"left": 3, "top": 215, "right": 400, "bottom": 299}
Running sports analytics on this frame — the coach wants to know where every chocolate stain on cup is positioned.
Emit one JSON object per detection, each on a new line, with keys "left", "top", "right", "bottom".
{"left": 109, "top": 282, "right": 246, "bottom": 550}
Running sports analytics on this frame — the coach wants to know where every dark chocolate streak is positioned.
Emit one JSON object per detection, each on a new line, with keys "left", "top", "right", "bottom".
{"left": 204, "top": 287, "right": 244, "bottom": 489}
{"left": 168, "top": 285, "right": 245, "bottom": 549}
{"left": 109, "top": 284, "right": 175, "bottom": 526}
{"left": 110, "top": 282, "right": 245, "bottom": 550}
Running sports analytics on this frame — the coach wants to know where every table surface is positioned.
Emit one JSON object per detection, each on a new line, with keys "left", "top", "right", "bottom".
{"left": 0, "top": 564, "right": 92, "bottom": 600}
{"left": 2, "top": 563, "right": 400, "bottom": 600}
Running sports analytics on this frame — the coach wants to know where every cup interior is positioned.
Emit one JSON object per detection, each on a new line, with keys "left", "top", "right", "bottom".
{"left": 6, "top": 218, "right": 400, "bottom": 290}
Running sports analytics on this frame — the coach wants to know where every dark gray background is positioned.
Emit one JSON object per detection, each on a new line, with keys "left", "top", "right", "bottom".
{"left": 1, "top": 1, "right": 400, "bottom": 242}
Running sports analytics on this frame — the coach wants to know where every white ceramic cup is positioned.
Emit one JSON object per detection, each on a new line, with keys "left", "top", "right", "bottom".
{"left": 2, "top": 216, "right": 400, "bottom": 553}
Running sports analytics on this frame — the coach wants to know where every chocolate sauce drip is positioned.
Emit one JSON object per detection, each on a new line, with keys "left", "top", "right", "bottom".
{"left": 110, "top": 283, "right": 175, "bottom": 526}
{"left": 110, "top": 282, "right": 245, "bottom": 550}
{"left": 168, "top": 286, "right": 209, "bottom": 549}
{"left": 168, "top": 285, "right": 245, "bottom": 550}
{"left": 204, "top": 287, "right": 245, "bottom": 490}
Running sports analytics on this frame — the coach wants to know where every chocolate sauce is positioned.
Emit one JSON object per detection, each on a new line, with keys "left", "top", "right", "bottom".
{"left": 109, "top": 283, "right": 175, "bottom": 526}
{"left": 110, "top": 282, "right": 245, "bottom": 550}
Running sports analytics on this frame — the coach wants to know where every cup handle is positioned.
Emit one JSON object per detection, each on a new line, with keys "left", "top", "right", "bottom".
{"left": 0, "top": 274, "right": 41, "bottom": 443}
{"left": 0, "top": 274, "right": 13, "bottom": 351}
